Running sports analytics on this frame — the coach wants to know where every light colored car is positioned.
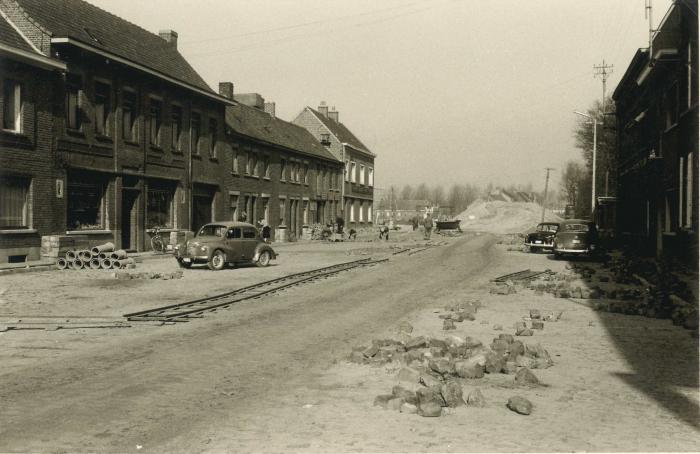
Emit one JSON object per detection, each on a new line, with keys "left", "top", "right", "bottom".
{"left": 174, "top": 221, "right": 277, "bottom": 270}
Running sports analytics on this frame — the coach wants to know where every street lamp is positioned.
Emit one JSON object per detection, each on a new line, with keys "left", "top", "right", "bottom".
{"left": 574, "top": 110, "right": 597, "bottom": 214}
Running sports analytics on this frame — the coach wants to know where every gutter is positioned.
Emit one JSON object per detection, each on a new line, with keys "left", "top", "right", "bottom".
{"left": 0, "top": 42, "right": 65, "bottom": 70}
{"left": 51, "top": 37, "right": 235, "bottom": 106}
{"left": 636, "top": 48, "right": 680, "bottom": 85}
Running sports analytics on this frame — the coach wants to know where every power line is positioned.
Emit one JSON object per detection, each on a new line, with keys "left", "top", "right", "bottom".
{"left": 593, "top": 59, "right": 614, "bottom": 115}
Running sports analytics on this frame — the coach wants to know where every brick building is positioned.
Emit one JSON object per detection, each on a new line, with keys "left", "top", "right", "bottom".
{"left": 613, "top": 0, "right": 698, "bottom": 264}
{"left": 223, "top": 91, "right": 343, "bottom": 239}
{"left": 0, "top": 0, "right": 234, "bottom": 261}
{"left": 0, "top": 13, "right": 66, "bottom": 262}
{"left": 293, "top": 103, "right": 376, "bottom": 226}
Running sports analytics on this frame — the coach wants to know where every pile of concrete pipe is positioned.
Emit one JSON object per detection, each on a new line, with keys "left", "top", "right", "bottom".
{"left": 55, "top": 242, "right": 135, "bottom": 270}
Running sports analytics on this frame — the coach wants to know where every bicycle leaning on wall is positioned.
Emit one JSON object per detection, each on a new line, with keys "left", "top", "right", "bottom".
{"left": 150, "top": 226, "right": 167, "bottom": 253}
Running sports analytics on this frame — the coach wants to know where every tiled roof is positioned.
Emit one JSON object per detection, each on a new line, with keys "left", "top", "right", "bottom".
{"left": 307, "top": 107, "right": 372, "bottom": 154}
{"left": 0, "top": 15, "right": 33, "bottom": 52}
{"left": 226, "top": 104, "right": 340, "bottom": 164}
{"left": 13, "top": 0, "right": 212, "bottom": 93}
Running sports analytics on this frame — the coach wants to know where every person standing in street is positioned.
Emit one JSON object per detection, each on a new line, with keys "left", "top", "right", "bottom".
{"left": 423, "top": 214, "right": 433, "bottom": 240}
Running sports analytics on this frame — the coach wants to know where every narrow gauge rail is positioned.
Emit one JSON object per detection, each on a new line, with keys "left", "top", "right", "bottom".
{"left": 124, "top": 257, "right": 387, "bottom": 323}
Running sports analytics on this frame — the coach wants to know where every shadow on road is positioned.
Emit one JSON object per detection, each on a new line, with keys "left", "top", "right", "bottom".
{"left": 550, "top": 253, "right": 700, "bottom": 429}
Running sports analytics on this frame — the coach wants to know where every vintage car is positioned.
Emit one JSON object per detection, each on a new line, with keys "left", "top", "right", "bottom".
{"left": 174, "top": 221, "right": 277, "bottom": 270}
{"left": 525, "top": 222, "right": 559, "bottom": 252}
{"left": 552, "top": 219, "right": 599, "bottom": 258}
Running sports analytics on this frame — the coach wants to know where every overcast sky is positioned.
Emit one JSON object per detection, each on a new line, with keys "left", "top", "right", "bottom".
{"left": 91, "top": 0, "right": 672, "bottom": 192}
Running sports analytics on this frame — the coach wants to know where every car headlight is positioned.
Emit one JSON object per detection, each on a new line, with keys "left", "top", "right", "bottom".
{"left": 590, "top": 244, "right": 596, "bottom": 250}
{"left": 201, "top": 245, "right": 209, "bottom": 252}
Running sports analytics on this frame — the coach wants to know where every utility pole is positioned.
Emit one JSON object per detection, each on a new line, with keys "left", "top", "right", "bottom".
{"left": 594, "top": 60, "right": 613, "bottom": 196}
{"left": 541, "top": 167, "right": 554, "bottom": 222}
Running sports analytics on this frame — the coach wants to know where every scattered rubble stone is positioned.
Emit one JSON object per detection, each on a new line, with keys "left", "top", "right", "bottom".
{"left": 498, "top": 334, "right": 514, "bottom": 344}
{"left": 405, "top": 336, "right": 427, "bottom": 350}
{"left": 466, "top": 388, "right": 486, "bottom": 407}
{"left": 363, "top": 345, "right": 380, "bottom": 358}
{"left": 392, "top": 385, "right": 418, "bottom": 405}
{"left": 514, "top": 367, "right": 540, "bottom": 386}
{"left": 454, "top": 361, "right": 485, "bottom": 379}
{"left": 441, "top": 381, "right": 464, "bottom": 408}
{"left": 503, "top": 361, "right": 518, "bottom": 374}
{"left": 388, "top": 397, "right": 405, "bottom": 411}
{"left": 400, "top": 402, "right": 418, "bottom": 414}
{"left": 398, "top": 321, "right": 414, "bottom": 334}
{"left": 516, "top": 328, "right": 534, "bottom": 337}
{"left": 531, "top": 321, "right": 544, "bottom": 330}
{"left": 443, "top": 319, "right": 456, "bottom": 330}
{"left": 373, "top": 394, "right": 395, "bottom": 409}
{"left": 419, "top": 373, "right": 443, "bottom": 390}
{"left": 464, "top": 336, "right": 483, "bottom": 349}
{"left": 529, "top": 309, "right": 541, "bottom": 319}
{"left": 416, "top": 388, "right": 445, "bottom": 417}
{"left": 514, "top": 321, "right": 527, "bottom": 332}
{"left": 429, "top": 358, "right": 455, "bottom": 376}
{"left": 397, "top": 366, "right": 422, "bottom": 383}
{"left": 507, "top": 396, "right": 533, "bottom": 415}
{"left": 484, "top": 351, "right": 506, "bottom": 374}
{"left": 445, "top": 335, "right": 465, "bottom": 347}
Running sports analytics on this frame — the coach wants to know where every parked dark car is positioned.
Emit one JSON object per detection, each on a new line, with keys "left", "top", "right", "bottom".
{"left": 525, "top": 222, "right": 559, "bottom": 252}
{"left": 174, "top": 221, "right": 277, "bottom": 270}
{"left": 552, "top": 219, "right": 599, "bottom": 259}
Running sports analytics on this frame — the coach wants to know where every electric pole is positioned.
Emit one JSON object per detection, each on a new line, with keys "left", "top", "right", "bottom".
{"left": 541, "top": 167, "right": 554, "bottom": 222}
{"left": 594, "top": 60, "right": 613, "bottom": 196}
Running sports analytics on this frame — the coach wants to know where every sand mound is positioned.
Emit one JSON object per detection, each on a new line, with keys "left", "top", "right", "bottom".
{"left": 456, "top": 199, "right": 561, "bottom": 234}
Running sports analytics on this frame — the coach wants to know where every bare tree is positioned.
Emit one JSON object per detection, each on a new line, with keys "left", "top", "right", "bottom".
{"left": 414, "top": 183, "right": 430, "bottom": 201}
{"left": 400, "top": 185, "right": 414, "bottom": 200}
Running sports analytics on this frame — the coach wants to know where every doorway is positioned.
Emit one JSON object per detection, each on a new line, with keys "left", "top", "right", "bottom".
{"left": 121, "top": 189, "right": 139, "bottom": 251}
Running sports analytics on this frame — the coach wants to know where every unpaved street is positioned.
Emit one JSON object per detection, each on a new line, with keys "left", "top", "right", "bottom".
{"left": 0, "top": 234, "right": 698, "bottom": 452}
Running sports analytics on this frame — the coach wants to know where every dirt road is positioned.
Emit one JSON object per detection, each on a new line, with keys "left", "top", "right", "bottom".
{"left": 0, "top": 233, "right": 697, "bottom": 452}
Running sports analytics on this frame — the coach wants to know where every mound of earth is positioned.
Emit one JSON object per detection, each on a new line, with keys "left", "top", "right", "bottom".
{"left": 456, "top": 199, "right": 561, "bottom": 234}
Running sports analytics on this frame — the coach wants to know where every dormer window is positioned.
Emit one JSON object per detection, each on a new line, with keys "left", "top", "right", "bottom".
{"left": 320, "top": 133, "right": 330, "bottom": 146}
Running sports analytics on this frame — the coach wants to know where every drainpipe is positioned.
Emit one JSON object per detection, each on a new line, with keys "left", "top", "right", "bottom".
{"left": 188, "top": 99, "right": 193, "bottom": 231}
{"left": 341, "top": 143, "right": 347, "bottom": 220}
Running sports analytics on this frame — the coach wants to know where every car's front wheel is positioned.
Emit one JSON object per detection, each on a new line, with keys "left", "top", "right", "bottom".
{"left": 256, "top": 250, "right": 271, "bottom": 267}
{"left": 208, "top": 250, "right": 226, "bottom": 271}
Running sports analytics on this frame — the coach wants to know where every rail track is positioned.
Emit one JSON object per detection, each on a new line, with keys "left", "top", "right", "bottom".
{"left": 124, "top": 257, "right": 387, "bottom": 323}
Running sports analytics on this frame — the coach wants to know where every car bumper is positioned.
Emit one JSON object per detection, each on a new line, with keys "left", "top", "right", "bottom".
{"left": 525, "top": 242, "right": 553, "bottom": 248}
{"left": 554, "top": 247, "right": 590, "bottom": 254}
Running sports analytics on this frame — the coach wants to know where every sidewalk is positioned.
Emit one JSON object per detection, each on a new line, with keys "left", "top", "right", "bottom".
{"left": 0, "top": 251, "right": 173, "bottom": 276}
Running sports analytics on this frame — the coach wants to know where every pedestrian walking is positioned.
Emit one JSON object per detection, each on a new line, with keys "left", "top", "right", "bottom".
{"left": 379, "top": 223, "right": 389, "bottom": 241}
{"left": 423, "top": 215, "right": 434, "bottom": 240}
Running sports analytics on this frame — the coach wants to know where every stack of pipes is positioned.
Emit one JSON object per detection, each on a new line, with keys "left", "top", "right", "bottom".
{"left": 56, "top": 242, "right": 135, "bottom": 270}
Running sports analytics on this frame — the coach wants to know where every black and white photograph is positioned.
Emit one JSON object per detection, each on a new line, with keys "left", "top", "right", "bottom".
{"left": 0, "top": 0, "right": 698, "bottom": 451}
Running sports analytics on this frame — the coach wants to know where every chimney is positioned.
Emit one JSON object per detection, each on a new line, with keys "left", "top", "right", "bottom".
{"left": 218, "top": 82, "right": 234, "bottom": 100}
{"left": 159, "top": 30, "right": 178, "bottom": 49}
{"left": 328, "top": 107, "right": 339, "bottom": 122}
{"left": 318, "top": 101, "right": 328, "bottom": 118}
{"left": 264, "top": 102, "right": 276, "bottom": 118}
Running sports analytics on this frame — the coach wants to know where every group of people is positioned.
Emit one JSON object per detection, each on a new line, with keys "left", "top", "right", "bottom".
{"left": 378, "top": 213, "right": 434, "bottom": 241}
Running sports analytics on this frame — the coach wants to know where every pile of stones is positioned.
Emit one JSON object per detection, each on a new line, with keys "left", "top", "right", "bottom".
{"left": 438, "top": 301, "right": 479, "bottom": 330}
{"left": 350, "top": 329, "right": 551, "bottom": 417}
{"left": 112, "top": 270, "right": 184, "bottom": 280}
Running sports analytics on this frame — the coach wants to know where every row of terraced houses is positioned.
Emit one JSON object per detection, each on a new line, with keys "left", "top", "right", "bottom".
{"left": 0, "top": 0, "right": 376, "bottom": 263}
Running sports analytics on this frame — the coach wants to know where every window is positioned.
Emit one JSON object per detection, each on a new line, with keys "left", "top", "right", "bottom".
{"left": 147, "top": 187, "right": 173, "bottom": 228}
{"left": 232, "top": 148, "right": 239, "bottom": 173}
{"left": 251, "top": 154, "right": 258, "bottom": 176}
{"left": 149, "top": 98, "right": 163, "bottom": 147}
{"left": 345, "top": 160, "right": 350, "bottom": 181}
{"left": 264, "top": 156, "right": 271, "bottom": 178}
{"left": 303, "top": 200, "right": 309, "bottom": 225}
{"left": 350, "top": 201, "right": 355, "bottom": 222}
{"left": 66, "top": 74, "right": 82, "bottom": 130}
{"left": 191, "top": 112, "right": 201, "bottom": 154}
{"left": 316, "top": 165, "right": 321, "bottom": 188}
{"left": 242, "top": 228, "right": 256, "bottom": 239}
{"left": 687, "top": 152, "right": 693, "bottom": 228}
{"left": 2, "top": 80, "right": 22, "bottom": 132}
{"left": 359, "top": 164, "right": 365, "bottom": 185}
{"left": 94, "top": 81, "right": 110, "bottom": 136}
{"left": 67, "top": 179, "right": 105, "bottom": 230}
{"left": 280, "top": 159, "right": 287, "bottom": 181}
{"left": 171, "top": 105, "right": 182, "bottom": 152}
{"left": 294, "top": 163, "right": 300, "bottom": 182}
{"left": 368, "top": 167, "right": 374, "bottom": 187}
{"left": 227, "top": 227, "right": 241, "bottom": 239}
{"left": 122, "top": 89, "right": 137, "bottom": 142}
{"left": 359, "top": 201, "right": 365, "bottom": 222}
{"left": 245, "top": 152, "right": 252, "bottom": 175}
{"left": 0, "top": 176, "right": 29, "bottom": 229}
{"left": 350, "top": 162, "right": 356, "bottom": 183}
{"left": 368, "top": 205, "right": 372, "bottom": 222}
{"left": 279, "top": 199, "right": 286, "bottom": 225}
{"left": 229, "top": 194, "right": 239, "bottom": 221}
{"left": 320, "top": 133, "right": 330, "bottom": 145}
{"left": 209, "top": 118, "right": 217, "bottom": 157}
{"left": 304, "top": 164, "right": 309, "bottom": 184}
{"left": 688, "top": 41, "right": 694, "bottom": 109}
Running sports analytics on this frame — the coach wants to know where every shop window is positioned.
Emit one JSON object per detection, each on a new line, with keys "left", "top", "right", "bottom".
{"left": 67, "top": 180, "right": 105, "bottom": 230}
{"left": 209, "top": 118, "right": 217, "bottom": 157}
{"left": 149, "top": 98, "right": 162, "bottom": 147}
{"left": 94, "top": 81, "right": 110, "bottom": 136}
{"left": 66, "top": 74, "right": 82, "bottom": 131}
{"left": 191, "top": 112, "right": 201, "bottom": 154}
{"left": 3, "top": 79, "right": 22, "bottom": 132}
{"left": 171, "top": 105, "right": 182, "bottom": 152}
{"left": 122, "top": 89, "right": 138, "bottom": 142}
{"left": 147, "top": 187, "right": 173, "bottom": 228}
{"left": 0, "top": 176, "right": 29, "bottom": 229}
